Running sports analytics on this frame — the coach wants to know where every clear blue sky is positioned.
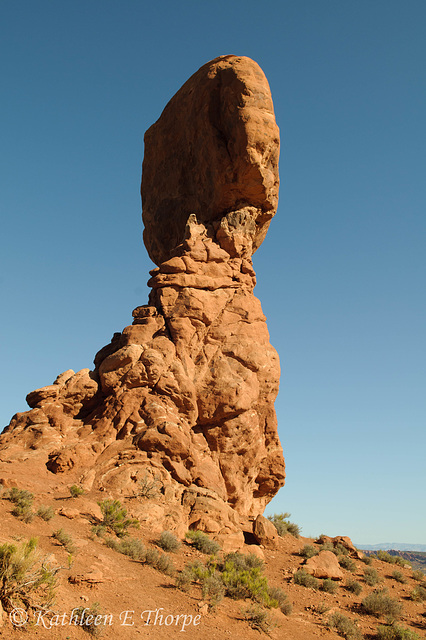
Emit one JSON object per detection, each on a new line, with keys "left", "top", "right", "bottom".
{"left": 1, "top": 1, "right": 425, "bottom": 545}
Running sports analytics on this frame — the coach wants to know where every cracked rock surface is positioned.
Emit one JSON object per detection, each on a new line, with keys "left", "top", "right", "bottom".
{"left": 1, "top": 55, "right": 285, "bottom": 541}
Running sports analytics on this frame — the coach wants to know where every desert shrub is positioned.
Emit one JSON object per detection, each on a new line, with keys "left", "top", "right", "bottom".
{"left": 411, "top": 570, "right": 424, "bottom": 582}
{"left": 267, "top": 512, "right": 301, "bottom": 538}
{"left": 105, "top": 536, "right": 145, "bottom": 561}
{"left": 319, "top": 541, "right": 336, "bottom": 554}
{"left": 36, "top": 505, "right": 55, "bottom": 522}
{"left": 52, "top": 529, "right": 76, "bottom": 554}
{"left": 175, "top": 560, "right": 223, "bottom": 606}
{"left": 97, "top": 499, "right": 139, "bottom": 537}
{"left": 361, "top": 554, "right": 373, "bottom": 565}
{"left": 0, "top": 537, "right": 58, "bottom": 612}
{"left": 328, "top": 611, "right": 362, "bottom": 640}
{"left": 364, "top": 566, "right": 380, "bottom": 586}
{"left": 221, "top": 553, "right": 272, "bottom": 604}
{"left": 137, "top": 473, "right": 162, "bottom": 499}
{"left": 105, "top": 536, "right": 173, "bottom": 575}
{"left": 409, "top": 585, "right": 426, "bottom": 602}
{"left": 391, "top": 570, "right": 406, "bottom": 584}
{"left": 362, "top": 589, "right": 402, "bottom": 619}
{"left": 339, "top": 556, "right": 357, "bottom": 572}
{"left": 71, "top": 602, "right": 106, "bottom": 637}
{"left": 243, "top": 604, "right": 276, "bottom": 634}
{"left": 157, "top": 531, "right": 180, "bottom": 553}
{"left": 294, "top": 568, "right": 319, "bottom": 590}
{"left": 316, "top": 601, "right": 331, "bottom": 615}
{"left": 346, "top": 579, "right": 363, "bottom": 595}
{"left": 6, "top": 487, "right": 34, "bottom": 522}
{"left": 185, "top": 530, "right": 220, "bottom": 555}
{"left": 201, "top": 572, "right": 225, "bottom": 608}
{"left": 376, "top": 622, "right": 421, "bottom": 640}
{"left": 69, "top": 485, "right": 85, "bottom": 499}
{"left": 376, "top": 550, "right": 404, "bottom": 565}
{"left": 267, "top": 586, "right": 292, "bottom": 615}
{"left": 155, "top": 552, "right": 175, "bottom": 576}
{"left": 91, "top": 525, "right": 107, "bottom": 538}
{"left": 335, "top": 543, "right": 350, "bottom": 557}
{"left": 175, "top": 560, "right": 205, "bottom": 591}
{"left": 300, "top": 544, "right": 318, "bottom": 559}
{"left": 321, "top": 578, "right": 338, "bottom": 594}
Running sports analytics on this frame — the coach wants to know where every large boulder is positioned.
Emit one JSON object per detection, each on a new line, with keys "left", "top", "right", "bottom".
{"left": 142, "top": 55, "right": 280, "bottom": 265}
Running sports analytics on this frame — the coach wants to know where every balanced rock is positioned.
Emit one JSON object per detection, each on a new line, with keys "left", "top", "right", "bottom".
{"left": 142, "top": 55, "right": 280, "bottom": 265}
{"left": 0, "top": 55, "right": 284, "bottom": 539}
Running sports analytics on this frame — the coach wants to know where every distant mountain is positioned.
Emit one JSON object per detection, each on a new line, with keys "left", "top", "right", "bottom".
{"left": 356, "top": 542, "right": 426, "bottom": 552}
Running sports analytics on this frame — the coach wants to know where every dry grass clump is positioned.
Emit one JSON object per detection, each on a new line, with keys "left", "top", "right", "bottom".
{"left": 52, "top": 528, "right": 76, "bottom": 554}
{"left": 321, "top": 578, "right": 338, "bottom": 594}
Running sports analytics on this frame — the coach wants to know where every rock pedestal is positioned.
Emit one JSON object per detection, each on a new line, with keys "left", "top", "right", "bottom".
{"left": 1, "top": 55, "right": 285, "bottom": 540}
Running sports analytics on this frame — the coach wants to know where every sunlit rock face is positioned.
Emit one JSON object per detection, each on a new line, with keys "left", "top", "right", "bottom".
{"left": 1, "top": 55, "right": 285, "bottom": 541}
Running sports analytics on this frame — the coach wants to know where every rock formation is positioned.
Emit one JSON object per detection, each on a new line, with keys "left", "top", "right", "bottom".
{"left": 0, "top": 55, "right": 285, "bottom": 542}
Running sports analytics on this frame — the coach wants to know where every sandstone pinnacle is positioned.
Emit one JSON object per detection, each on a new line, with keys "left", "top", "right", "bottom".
{"left": 1, "top": 55, "right": 285, "bottom": 543}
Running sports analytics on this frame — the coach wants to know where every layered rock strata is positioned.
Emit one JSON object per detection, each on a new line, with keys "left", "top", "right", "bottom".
{"left": 1, "top": 55, "right": 285, "bottom": 540}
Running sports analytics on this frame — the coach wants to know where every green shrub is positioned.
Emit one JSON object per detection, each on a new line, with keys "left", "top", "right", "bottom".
{"left": 267, "top": 513, "right": 301, "bottom": 538}
{"left": 69, "top": 485, "right": 85, "bottom": 499}
{"left": 346, "top": 579, "right": 363, "bottom": 595}
{"left": 339, "top": 556, "right": 357, "bottom": 572}
{"left": 267, "top": 586, "right": 292, "bottom": 615}
{"left": 300, "top": 544, "right": 318, "bottom": 559}
{"left": 0, "top": 537, "right": 58, "bottom": 612}
{"left": 327, "top": 611, "right": 362, "bottom": 639}
{"left": 105, "top": 536, "right": 145, "bottom": 561}
{"left": 335, "top": 543, "right": 350, "bottom": 557}
{"left": 376, "top": 622, "right": 421, "bottom": 640}
{"left": 157, "top": 531, "right": 180, "bottom": 553}
{"left": 321, "top": 578, "right": 338, "bottom": 594}
{"left": 409, "top": 585, "right": 426, "bottom": 602}
{"left": 391, "top": 570, "right": 406, "bottom": 584}
{"left": 221, "top": 553, "right": 272, "bottom": 604}
{"left": 185, "top": 530, "right": 221, "bottom": 555}
{"left": 97, "top": 499, "right": 139, "bottom": 537}
{"left": 362, "top": 589, "right": 402, "bottom": 619}
{"left": 411, "top": 569, "right": 424, "bottom": 582}
{"left": 294, "top": 569, "right": 319, "bottom": 590}
{"left": 201, "top": 572, "right": 225, "bottom": 608}
{"left": 71, "top": 602, "right": 106, "bottom": 637}
{"left": 6, "top": 487, "right": 34, "bottom": 523}
{"left": 364, "top": 566, "right": 380, "bottom": 586}
{"left": 243, "top": 604, "right": 276, "bottom": 634}
{"left": 52, "top": 529, "right": 76, "bottom": 554}
{"left": 361, "top": 554, "right": 373, "bottom": 565}
{"left": 36, "top": 505, "right": 55, "bottom": 521}
{"left": 376, "top": 550, "right": 407, "bottom": 566}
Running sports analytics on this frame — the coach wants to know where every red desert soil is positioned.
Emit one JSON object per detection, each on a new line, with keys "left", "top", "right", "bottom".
{"left": 0, "top": 461, "right": 424, "bottom": 640}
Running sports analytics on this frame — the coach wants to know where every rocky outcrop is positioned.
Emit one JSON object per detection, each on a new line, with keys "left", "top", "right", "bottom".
{"left": 0, "top": 55, "right": 284, "bottom": 541}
